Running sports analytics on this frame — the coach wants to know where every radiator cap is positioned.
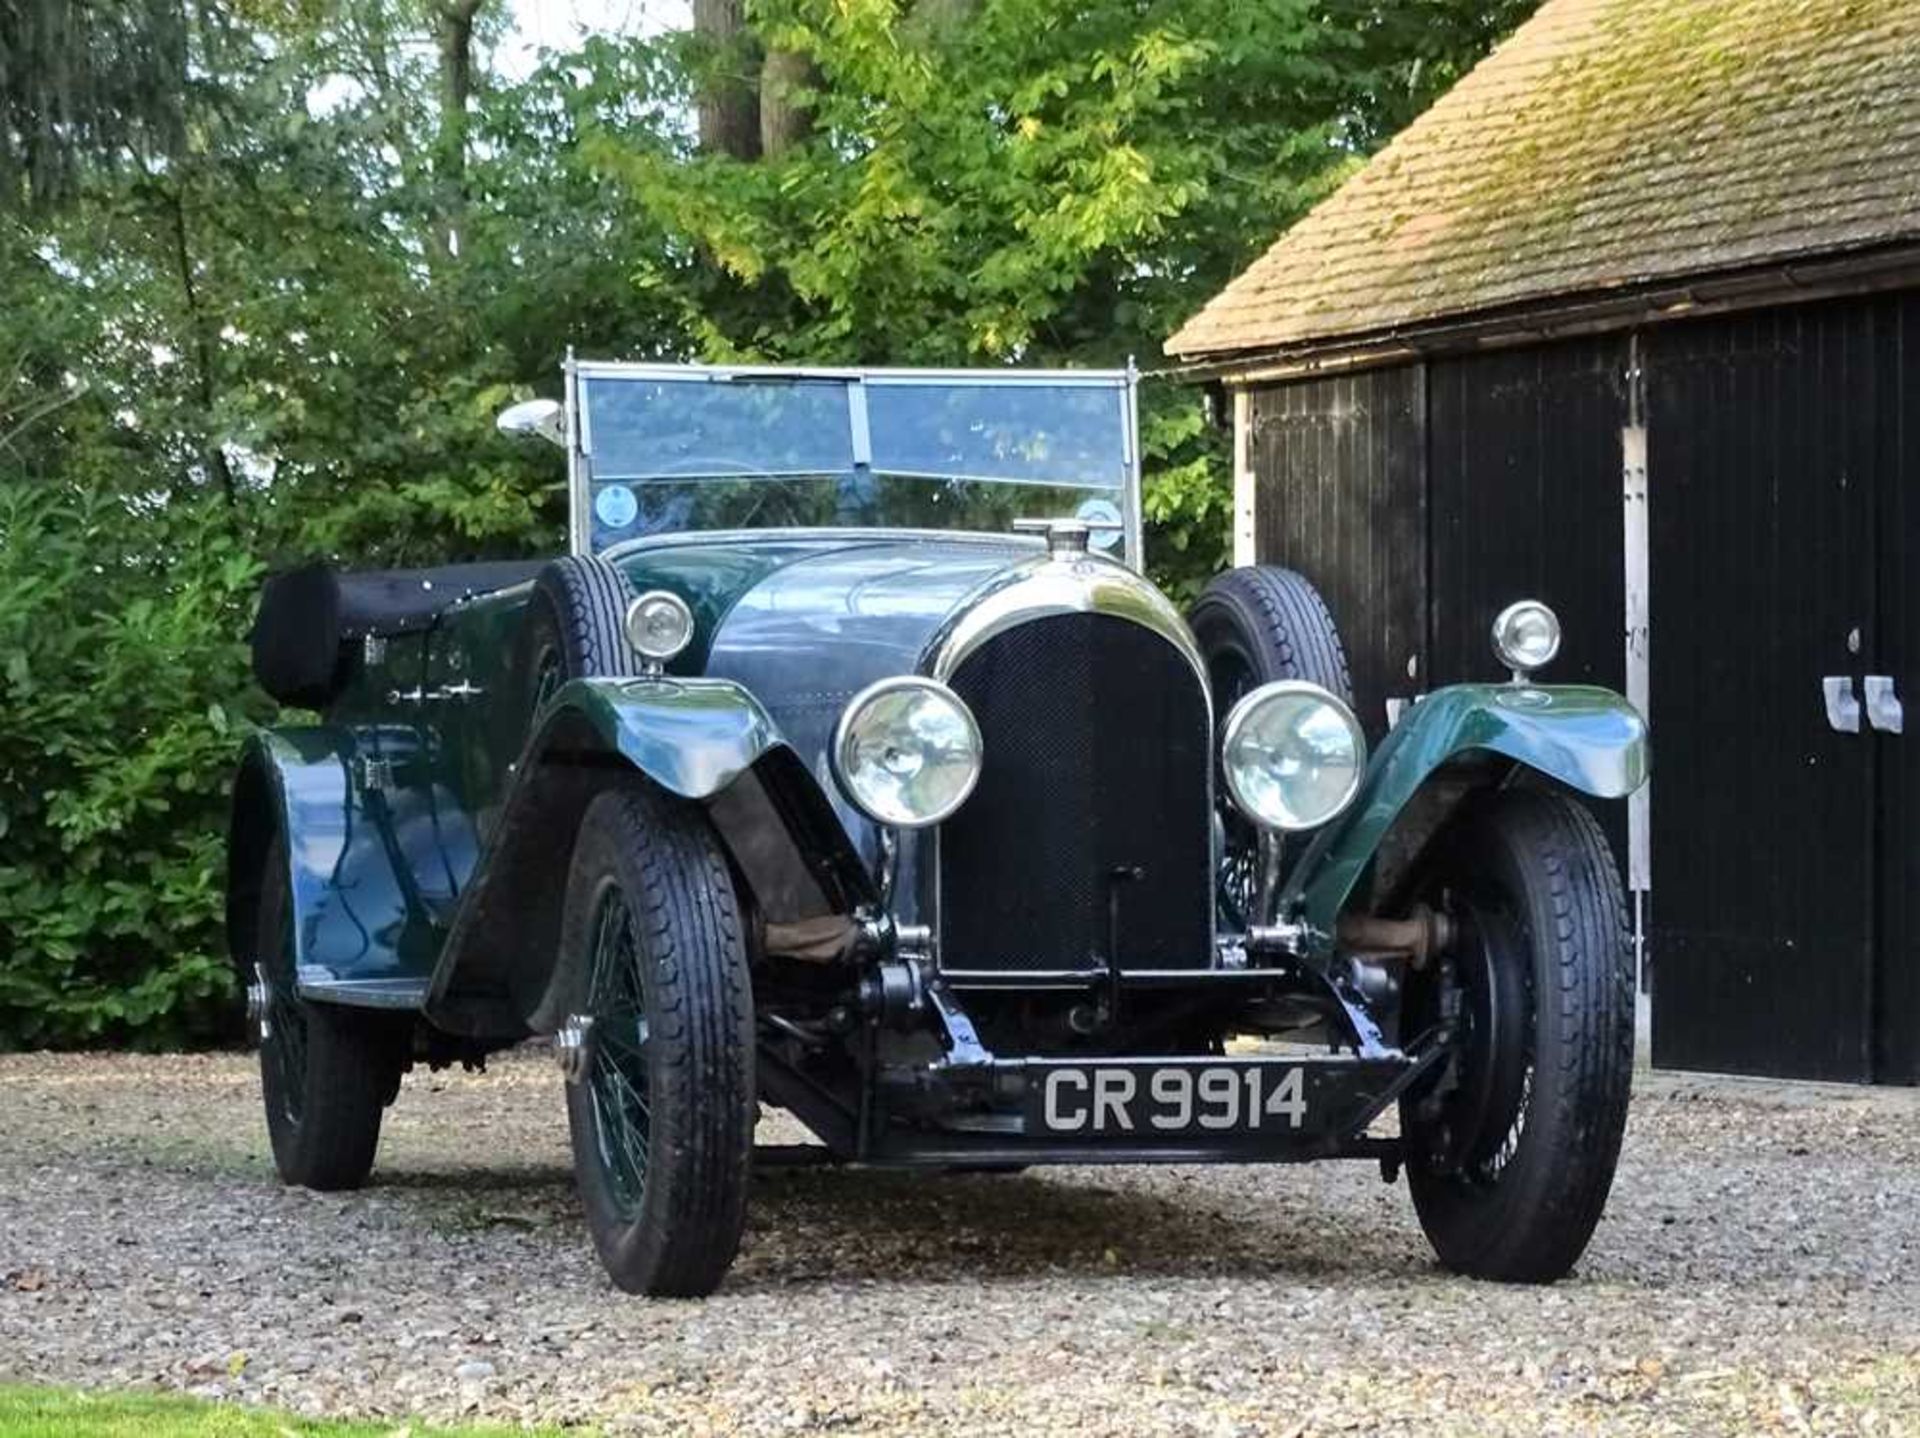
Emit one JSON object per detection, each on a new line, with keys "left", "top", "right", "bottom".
{"left": 1011, "top": 516, "right": 1118, "bottom": 558}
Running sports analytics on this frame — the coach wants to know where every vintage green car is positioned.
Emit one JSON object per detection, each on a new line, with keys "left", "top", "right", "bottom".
{"left": 229, "top": 361, "right": 1647, "bottom": 1295}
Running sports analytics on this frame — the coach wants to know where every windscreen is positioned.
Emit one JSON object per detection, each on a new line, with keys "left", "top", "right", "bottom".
{"left": 578, "top": 372, "right": 1133, "bottom": 559}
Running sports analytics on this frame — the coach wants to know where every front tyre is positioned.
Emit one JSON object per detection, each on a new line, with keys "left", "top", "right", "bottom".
{"left": 1401, "top": 789, "right": 1633, "bottom": 1283}
{"left": 254, "top": 835, "right": 406, "bottom": 1190}
{"left": 560, "top": 782, "right": 755, "bottom": 1297}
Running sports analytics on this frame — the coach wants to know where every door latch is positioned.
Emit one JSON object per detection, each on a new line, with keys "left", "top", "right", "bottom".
{"left": 1822, "top": 676, "right": 1862, "bottom": 734}
{"left": 1865, "top": 675, "right": 1904, "bottom": 734}
{"left": 353, "top": 754, "right": 396, "bottom": 795}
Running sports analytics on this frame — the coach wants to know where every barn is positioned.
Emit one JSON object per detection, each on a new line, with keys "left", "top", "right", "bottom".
{"left": 1166, "top": 0, "right": 1920, "bottom": 1083}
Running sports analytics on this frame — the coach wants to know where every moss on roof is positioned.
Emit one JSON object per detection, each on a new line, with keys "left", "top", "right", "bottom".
{"left": 1168, "top": 0, "right": 1920, "bottom": 360}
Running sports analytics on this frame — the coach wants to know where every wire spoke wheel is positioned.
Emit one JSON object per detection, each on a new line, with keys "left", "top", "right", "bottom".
{"left": 582, "top": 883, "right": 653, "bottom": 1219}
{"left": 1210, "top": 650, "right": 1261, "bottom": 926}
{"left": 1413, "top": 891, "right": 1535, "bottom": 1183}
{"left": 559, "top": 783, "right": 754, "bottom": 1297}
{"left": 1397, "top": 789, "right": 1633, "bottom": 1283}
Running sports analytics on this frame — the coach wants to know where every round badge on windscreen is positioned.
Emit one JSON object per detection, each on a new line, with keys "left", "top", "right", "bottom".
{"left": 594, "top": 483, "right": 639, "bottom": 531}
{"left": 1076, "top": 497, "right": 1123, "bottom": 549}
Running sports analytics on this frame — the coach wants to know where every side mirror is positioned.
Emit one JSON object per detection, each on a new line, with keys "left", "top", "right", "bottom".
{"left": 496, "top": 398, "right": 566, "bottom": 448}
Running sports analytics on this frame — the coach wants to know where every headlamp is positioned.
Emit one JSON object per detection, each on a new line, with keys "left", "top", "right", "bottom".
{"left": 1221, "top": 680, "right": 1366, "bottom": 832}
{"left": 831, "top": 677, "right": 983, "bottom": 829}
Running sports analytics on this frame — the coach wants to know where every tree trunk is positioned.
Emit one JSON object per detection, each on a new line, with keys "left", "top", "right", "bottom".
{"left": 693, "top": 0, "right": 760, "bottom": 160}
{"left": 432, "top": 0, "right": 483, "bottom": 258}
{"left": 165, "top": 185, "right": 236, "bottom": 506}
{"left": 758, "top": 48, "right": 815, "bottom": 158}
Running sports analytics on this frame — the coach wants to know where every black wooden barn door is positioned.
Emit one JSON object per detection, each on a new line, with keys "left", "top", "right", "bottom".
{"left": 1247, "top": 370, "right": 1425, "bottom": 741}
{"left": 1647, "top": 304, "right": 1880, "bottom": 1082}
{"left": 1426, "top": 343, "right": 1632, "bottom": 876}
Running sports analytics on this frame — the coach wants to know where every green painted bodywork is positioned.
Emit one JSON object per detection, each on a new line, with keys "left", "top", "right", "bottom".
{"left": 238, "top": 524, "right": 1648, "bottom": 1011}
{"left": 239, "top": 532, "right": 913, "bottom": 1004}
{"left": 536, "top": 675, "right": 786, "bottom": 796}
{"left": 235, "top": 726, "right": 444, "bottom": 989}
{"left": 1279, "top": 683, "right": 1650, "bottom": 948}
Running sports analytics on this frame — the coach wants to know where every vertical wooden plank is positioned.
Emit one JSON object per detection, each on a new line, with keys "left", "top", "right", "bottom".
{"left": 1245, "top": 369, "right": 1424, "bottom": 741}
{"left": 1874, "top": 293, "right": 1920, "bottom": 1082}
{"left": 1427, "top": 338, "right": 1627, "bottom": 692}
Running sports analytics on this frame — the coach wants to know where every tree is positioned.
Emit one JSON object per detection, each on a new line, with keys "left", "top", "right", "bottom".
{"left": 0, "top": 0, "right": 189, "bottom": 209}
{"left": 692, "top": 0, "right": 761, "bottom": 158}
{"left": 0, "top": 0, "right": 1540, "bottom": 1045}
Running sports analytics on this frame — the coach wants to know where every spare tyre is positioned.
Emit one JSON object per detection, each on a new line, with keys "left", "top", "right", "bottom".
{"left": 1187, "top": 566, "right": 1353, "bottom": 925}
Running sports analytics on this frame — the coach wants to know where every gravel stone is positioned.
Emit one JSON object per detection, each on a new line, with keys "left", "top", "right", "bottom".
{"left": 2, "top": 1050, "right": 1918, "bottom": 1435}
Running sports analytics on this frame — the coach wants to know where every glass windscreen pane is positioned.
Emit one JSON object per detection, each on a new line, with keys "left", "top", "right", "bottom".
{"left": 865, "top": 382, "right": 1127, "bottom": 489}
{"left": 586, "top": 377, "right": 854, "bottom": 479}
{"left": 578, "top": 372, "right": 1132, "bottom": 559}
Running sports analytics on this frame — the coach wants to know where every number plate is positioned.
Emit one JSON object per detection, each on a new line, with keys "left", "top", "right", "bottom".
{"left": 1025, "top": 1060, "right": 1311, "bottom": 1138}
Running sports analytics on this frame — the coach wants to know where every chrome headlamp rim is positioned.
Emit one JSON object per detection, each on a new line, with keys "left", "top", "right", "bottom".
{"left": 1220, "top": 678, "right": 1367, "bottom": 833}
{"left": 624, "top": 589, "right": 694, "bottom": 663}
{"left": 1490, "top": 598, "right": 1561, "bottom": 677}
{"left": 830, "top": 675, "right": 984, "bottom": 830}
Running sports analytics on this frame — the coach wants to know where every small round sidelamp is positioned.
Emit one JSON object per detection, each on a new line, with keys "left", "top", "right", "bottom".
{"left": 1221, "top": 681, "right": 1366, "bottom": 832}
{"left": 832, "top": 677, "right": 983, "bottom": 829}
{"left": 624, "top": 590, "right": 694, "bottom": 663}
{"left": 1491, "top": 599, "right": 1561, "bottom": 677}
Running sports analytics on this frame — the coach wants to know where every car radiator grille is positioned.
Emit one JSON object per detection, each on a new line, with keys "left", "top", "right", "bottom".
{"left": 938, "top": 612, "right": 1213, "bottom": 973}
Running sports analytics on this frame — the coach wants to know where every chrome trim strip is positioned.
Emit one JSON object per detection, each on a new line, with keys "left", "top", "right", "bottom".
{"left": 566, "top": 353, "right": 589, "bottom": 557}
{"left": 922, "top": 550, "right": 1210, "bottom": 703}
{"left": 597, "top": 526, "right": 1041, "bottom": 566}
{"left": 1123, "top": 358, "right": 1144, "bottom": 566}
{"left": 847, "top": 378, "right": 873, "bottom": 466}
{"left": 293, "top": 973, "right": 430, "bottom": 1010}
{"left": 571, "top": 360, "right": 1132, "bottom": 386}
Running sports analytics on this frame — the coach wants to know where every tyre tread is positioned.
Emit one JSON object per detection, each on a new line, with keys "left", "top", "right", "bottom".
{"left": 1408, "top": 788, "right": 1633, "bottom": 1282}
{"left": 1189, "top": 566, "right": 1353, "bottom": 704}
{"left": 565, "top": 781, "right": 754, "bottom": 1297}
{"left": 539, "top": 556, "right": 639, "bottom": 680}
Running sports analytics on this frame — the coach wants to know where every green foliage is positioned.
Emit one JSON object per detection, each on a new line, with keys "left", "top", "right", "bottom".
{"left": 0, "top": 0, "right": 1533, "bottom": 1046}
{"left": 0, "top": 372, "right": 269, "bottom": 1044}
{"left": 573, "top": 0, "right": 1513, "bottom": 595}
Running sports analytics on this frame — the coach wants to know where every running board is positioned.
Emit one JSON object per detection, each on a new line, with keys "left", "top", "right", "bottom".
{"left": 295, "top": 971, "right": 430, "bottom": 1010}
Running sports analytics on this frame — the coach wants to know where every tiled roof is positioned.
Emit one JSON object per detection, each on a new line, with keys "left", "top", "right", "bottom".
{"left": 1167, "top": 0, "right": 1920, "bottom": 361}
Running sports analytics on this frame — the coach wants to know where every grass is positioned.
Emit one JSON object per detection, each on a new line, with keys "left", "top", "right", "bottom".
{"left": 0, "top": 1386, "right": 589, "bottom": 1437}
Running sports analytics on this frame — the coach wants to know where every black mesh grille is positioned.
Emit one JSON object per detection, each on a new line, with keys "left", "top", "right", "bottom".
{"left": 939, "top": 612, "right": 1213, "bottom": 972}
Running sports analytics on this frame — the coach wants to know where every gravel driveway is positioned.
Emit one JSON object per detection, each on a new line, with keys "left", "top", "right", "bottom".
{"left": 2, "top": 1051, "right": 1916, "bottom": 1436}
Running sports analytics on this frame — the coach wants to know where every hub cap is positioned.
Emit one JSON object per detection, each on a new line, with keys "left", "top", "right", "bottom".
{"left": 246, "top": 964, "right": 271, "bottom": 1039}
{"left": 554, "top": 1014, "right": 595, "bottom": 1085}
{"left": 1414, "top": 890, "right": 1534, "bottom": 1180}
